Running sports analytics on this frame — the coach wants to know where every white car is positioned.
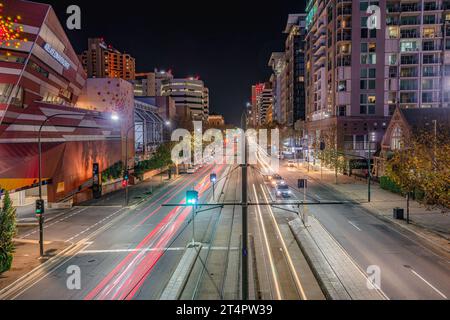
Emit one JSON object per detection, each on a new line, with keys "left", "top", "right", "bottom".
{"left": 186, "top": 167, "right": 196, "bottom": 174}
{"left": 288, "top": 160, "right": 296, "bottom": 168}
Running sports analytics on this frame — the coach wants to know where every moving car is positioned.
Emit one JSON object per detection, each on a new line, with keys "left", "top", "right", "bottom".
{"left": 270, "top": 174, "right": 285, "bottom": 187}
{"left": 275, "top": 184, "right": 291, "bottom": 198}
{"left": 288, "top": 160, "right": 296, "bottom": 168}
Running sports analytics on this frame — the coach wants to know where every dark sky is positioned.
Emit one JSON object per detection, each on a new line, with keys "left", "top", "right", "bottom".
{"left": 46, "top": 0, "right": 306, "bottom": 125}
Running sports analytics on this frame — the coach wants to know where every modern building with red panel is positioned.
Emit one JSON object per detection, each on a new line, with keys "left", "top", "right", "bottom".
{"left": 0, "top": 0, "right": 126, "bottom": 205}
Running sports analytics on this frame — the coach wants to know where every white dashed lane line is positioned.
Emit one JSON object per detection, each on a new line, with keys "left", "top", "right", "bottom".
{"left": 410, "top": 269, "right": 448, "bottom": 299}
{"left": 64, "top": 208, "right": 125, "bottom": 243}
{"left": 348, "top": 221, "right": 362, "bottom": 231}
{"left": 20, "top": 207, "right": 89, "bottom": 239}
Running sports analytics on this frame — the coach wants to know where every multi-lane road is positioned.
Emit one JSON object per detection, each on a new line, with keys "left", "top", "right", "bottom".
{"left": 274, "top": 163, "right": 450, "bottom": 300}
{"left": 4, "top": 164, "right": 238, "bottom": 300}
{"left": 1, "top": 154, "right": 449, "bottom": 300}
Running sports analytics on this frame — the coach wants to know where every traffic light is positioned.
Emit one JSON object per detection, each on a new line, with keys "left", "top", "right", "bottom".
{"left": 35, "top": 199, "right": 45, "bottom": 215}
{"left": 186, "top": 190, "right": 199, "bottom": 205}
{"left": 123, "top": 170, "right": 129, "bottom": 181}
{"left": 210, "top": 173, "right": 217, "bottom": 183}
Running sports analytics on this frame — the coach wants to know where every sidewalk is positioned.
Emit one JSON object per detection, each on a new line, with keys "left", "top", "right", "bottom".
{"left": 0, "top": 172, "right": 177, "bottom": 292}
{"left": 301, "top": 163, "right": 450, "bottom": 255}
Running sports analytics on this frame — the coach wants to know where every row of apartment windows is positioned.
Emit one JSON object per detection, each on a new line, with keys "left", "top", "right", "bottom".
{"left": 388, "top": 54, "right": 441, "bottom": 65}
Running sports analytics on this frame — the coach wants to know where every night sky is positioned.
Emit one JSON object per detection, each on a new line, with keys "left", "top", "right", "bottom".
{"left": 46, "top": 0, "right": 306, "bottom": 125}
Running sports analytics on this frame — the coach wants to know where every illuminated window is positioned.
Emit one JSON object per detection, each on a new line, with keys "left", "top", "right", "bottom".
{"left": 391, "top": 126, "right": 403, "bottom": 150}
{"left": 388, "top": 27, "right": 399, "bottom": 39}
{"left": 423, "top": 28, "right": 436, "bottom": 38}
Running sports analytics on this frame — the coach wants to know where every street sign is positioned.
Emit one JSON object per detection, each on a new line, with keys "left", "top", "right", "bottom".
{"left": 298, "top": 179, "right": 308, "bottom": 189}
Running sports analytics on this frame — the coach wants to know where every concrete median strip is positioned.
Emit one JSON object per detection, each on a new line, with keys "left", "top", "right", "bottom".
{"left": 289, "top": 217, "right": 387, "bottom": 300}
{"left": 160, "top": 244, "right": 202, "bottom": 300}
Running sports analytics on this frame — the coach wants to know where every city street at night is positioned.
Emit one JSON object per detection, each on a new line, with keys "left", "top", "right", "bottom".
{"left": 0, "top": 0, "right": 449, "bottom": 312}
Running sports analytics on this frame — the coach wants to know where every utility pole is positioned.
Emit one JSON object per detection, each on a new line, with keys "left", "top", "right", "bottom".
{"left": 241, "top": 111, "right": 249, "bottom": 301}
{"left": 368, "top": 138, "right": 371, "bottom": 203}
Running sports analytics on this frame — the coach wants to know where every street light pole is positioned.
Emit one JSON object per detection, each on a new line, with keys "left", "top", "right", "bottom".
{"left": 38, "top": 112, "right": 84, "bottom": 257}
{"left": 240, "top": 110, "right": 249, "bottom": 301}
{"left": 37, "top": 112, "right": 119, "bottom": 257}
{"left": 124, "top": 124, "right": 135, "bottom": 207}
{"left": 368, "top": 139, "right": 371, "bottom": 203}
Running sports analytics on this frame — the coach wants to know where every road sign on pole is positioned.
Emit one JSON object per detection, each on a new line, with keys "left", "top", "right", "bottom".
{"left": 298, "top": 179, "right": 308, "bottom": 189}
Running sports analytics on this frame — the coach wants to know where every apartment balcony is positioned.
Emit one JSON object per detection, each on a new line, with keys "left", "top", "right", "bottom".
{"left": 337, "top": 7, "right": 352, "bottom": 16}
{"left": 425, "top": 3, "right": 440, "bottom": 11}
{"left": 387, "top": 5, "right": 401, "bottom": 13}
{"left": 400, "top": 30, "right": 419, "bottom": 38}
{"left": 400, "top": 17, "right": 420, "bottom": 26}
{"left": 401, "top": 56, "right": 419, "bottom": 65}
{"left": 336, "top": 33, "right": 352, "bottom": 42}
{"left": 400, "top": 3, "right": 421, "bottom": 12}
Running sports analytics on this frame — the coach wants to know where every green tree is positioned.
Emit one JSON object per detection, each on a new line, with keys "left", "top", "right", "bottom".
{"left": 133, "top": 143, "right": 174, "bottom": 179}
{"left": 386, "top": 127, "right": 450, "bottom": 209}
{"left": 0, "top": 190, "right": 17, "bottom": 273}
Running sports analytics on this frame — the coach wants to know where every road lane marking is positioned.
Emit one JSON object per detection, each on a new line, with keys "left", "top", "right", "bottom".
{"left": 65, "top": 208, "right": 124, "bottom": 243}
{"left": 20, "top": 207, "right": 89, "bottom": 239}
{"left": 259, "top": 184, "right": 308, "bottom": 300}
{"left": 410, "top": 270, "right": 448, "bottom": 299}
{"left": 253, "top": 184, "right": 282, "bottom": 300}
{"left": 348, "top": 221, "right": 362, "bottom": 231}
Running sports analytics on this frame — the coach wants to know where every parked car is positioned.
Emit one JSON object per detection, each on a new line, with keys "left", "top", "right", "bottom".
{"left": 186, "top": 166, "right": 196, "bottom": 174}
{"left": 287, "top": 160, "right": 296, "bottom": 168}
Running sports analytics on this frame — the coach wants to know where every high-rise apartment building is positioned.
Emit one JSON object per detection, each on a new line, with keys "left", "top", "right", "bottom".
{"left": 268, "top": 52, "right": 286, "bottom": 124}
{"left": 305, "top": 0, "right": 389, "bottom": 158}
{"left": 251, "top": 83, "right": 273, "bottom": 126}
{"left": 133, "top": 69, "right": 174, "bottom": 97}
{"left": 260, "top": 84, "right": 274, "bottom": 126}
{"left": 285, "top": 14, "right": 307, "bottom": 127}
{"left": 386, "top": 0, "right": 450, "bottom": 111}
{"left": 305, "top": 0, "right": 450, "bottom": 158}
{"left": 161, "top": 78, "right": 209, "bottom": 121}
{"left": 267, "top": 15, "right": 306, "bottom": 127}
{"left": 80, "top": 38, "right": 136, "bottom": 80}
{"left": 251, "top": 83, "right": 265, "bottom": 127}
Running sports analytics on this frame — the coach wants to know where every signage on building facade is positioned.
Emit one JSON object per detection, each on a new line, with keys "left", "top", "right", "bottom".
{"left": 44, "top": 43, "right": 70, "bottom": 70}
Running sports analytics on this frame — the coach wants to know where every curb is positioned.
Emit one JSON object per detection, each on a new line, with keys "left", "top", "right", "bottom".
{"left": 298, "top": 166, "right": 450, "bottom": 258}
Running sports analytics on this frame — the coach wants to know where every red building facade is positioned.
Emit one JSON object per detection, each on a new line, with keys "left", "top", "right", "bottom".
{"left": 0, "top": 0, "right": 123, "bottom": 204}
